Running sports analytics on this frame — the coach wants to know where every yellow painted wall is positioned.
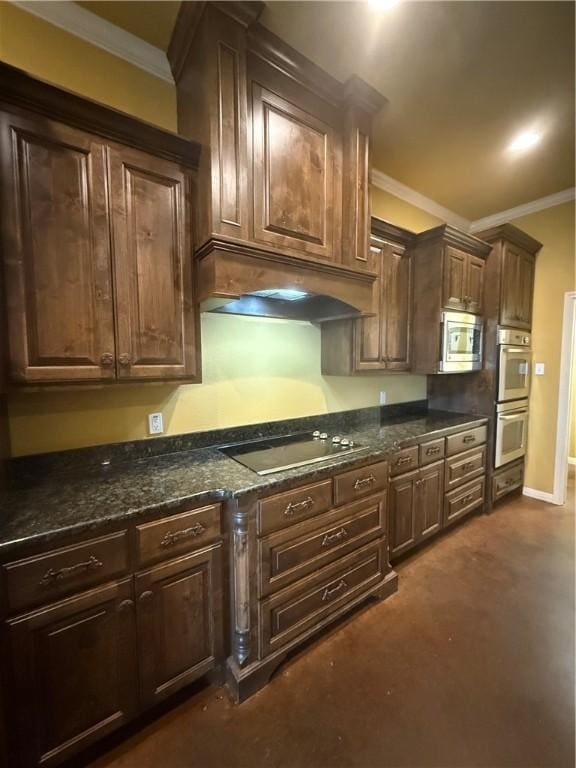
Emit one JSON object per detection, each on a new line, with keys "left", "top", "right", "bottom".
{"left": 507, "top": 202, "right": 576, "bottom": 494}
{"left": 0, "top": 3, "right": 177, "bottom": 131}
{"left": 570, "top": 354, "right": 576, "bottom": 460}
{"left": 371, "top": 187, "right": 443, "bottom": 232}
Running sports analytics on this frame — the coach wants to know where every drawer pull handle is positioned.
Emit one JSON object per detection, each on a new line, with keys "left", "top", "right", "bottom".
{"left": 463, "top": 435, "right": 476, "bottom": 444}
{"left": 354, "top": 475, "right": 376, "bottom": 490}
{"left": 426, "top": 446, "right": 441, "bottom": 455}
{"left": 139, "top": 590, "right": 154, "bottom": 603}
{"left": 117, "top": 599, "right": 135, "bottom": 613}
{"left": 395, "top": 456, "right": 413, "bottom": 466}
{"left": 40, "top": 555, "right": 103, "bottom": 586}
{"left": 321, "top": 528, "right": 348, "bottom": 547}
{"left": 461, "top": 493, "right": 476, "bottom": 504}
{"left": 100, "top": 352, "right": 114, "bottom": 367}
{"left": 321, "top": 579, "right": 348, "bottom": 602}
{"left": 160, "top": 523, "right": 206, "bottom": 547}
{"left": 462, "top": 462, "right": 475, "bottom": 471}
{"left": 285, "top": 496, "right": 315, "bottom": 516}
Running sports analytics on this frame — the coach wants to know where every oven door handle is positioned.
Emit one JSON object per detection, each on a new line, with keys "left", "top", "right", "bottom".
{"left": 499, "top": 413, "right": 527, "bottom": 421}
{"left": 502, "top": 348, "right": 530, "bottom": 355}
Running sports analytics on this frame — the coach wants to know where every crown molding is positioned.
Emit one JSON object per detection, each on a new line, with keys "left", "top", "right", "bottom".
{"left": 10, "top": 1, "right": 174, "bottom": 83}
{"left": 371, "top": 168, "right": 471, "bottom": 230}
{"left": 469, "top": 188, "right": 576, "bottom": 232}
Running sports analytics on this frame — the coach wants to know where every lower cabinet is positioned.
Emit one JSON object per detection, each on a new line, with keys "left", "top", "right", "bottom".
{"left": 7, "top": 579, "right": 138, "bottom": 768}
{"left": 2, "top": 510, "right": 224, "bottom": 768}
{"left": 389, "top": 461, "right": 444, "bottom": 559}
{"left": 136, "top": 543, "right": 223, "bottom": 708}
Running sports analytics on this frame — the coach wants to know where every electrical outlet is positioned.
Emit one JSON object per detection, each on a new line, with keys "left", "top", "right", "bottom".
{"left": 379, "top": 391, "right": 387, "bottom": 405}
{"left": 534, "top": 362, "right": 545, "bottom": 376}
{"left": 148, "top": 412, "right": 164, "bottom": 435}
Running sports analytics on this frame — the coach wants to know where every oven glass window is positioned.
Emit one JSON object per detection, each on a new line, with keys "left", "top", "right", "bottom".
{"left": 502, "top": 420, "right": 525, "bottom": 453}
{"left": 504, "top": 357, "right": 529, "bottom": 391}
{"left": 448, "top": 326, "right": 480, "bottom": 355}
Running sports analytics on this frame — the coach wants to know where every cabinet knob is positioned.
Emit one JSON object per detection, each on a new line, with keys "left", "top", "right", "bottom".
{"left": 118, "top": 353, "right": 132, "bottom": 367}
{"left": 100, "top": 352, "right": 114, "bottom": 367}
{"left": 139, "top": 590, "right": 154, "bottom": 603}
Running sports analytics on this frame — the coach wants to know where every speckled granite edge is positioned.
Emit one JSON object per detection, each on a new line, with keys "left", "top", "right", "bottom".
{"left": 10, "top": 400, "right": 428, "bottom": 485}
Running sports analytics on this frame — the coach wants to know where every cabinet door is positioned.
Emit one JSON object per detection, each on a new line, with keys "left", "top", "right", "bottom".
{"left": 383, "top": 245, "right": 412, "bottom": 370}
{"left": 442, "top": 247, "right": 467, "bottom": 311}
{"left": 252, "top": 84, "right": 339, "bottom": 262}
{"left": 500, "top": 244, "right": 533, "bottom": 329}
{"left": 416, "top": 461, "right": 444, "bottom": 540}
{"left": 354, "top": 241, "right": 384, "bottom": 370}
{"left": 7, "top": 579, "right": 137, "bottom": 768}
{"left": 135, "top": 543, "right": 223, "bottom": 709}
{"left": 109, "top": 145, "right": 199, "bottom": 380}
{"left": 389, "top": 470, "right": 418, "bottom": 559}
{"left": 465, "top": 255, "right": 485, "bottom": 315}
{"left": 515, "top": 249, "right": 535, "bottom": 328}
{"left": 0, "top": 110, "right": 115, "bottom": 383}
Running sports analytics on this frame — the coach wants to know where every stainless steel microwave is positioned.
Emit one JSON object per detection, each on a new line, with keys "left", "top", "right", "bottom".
{"left": 439, "top": 311, "right": 484, "bottom": 373}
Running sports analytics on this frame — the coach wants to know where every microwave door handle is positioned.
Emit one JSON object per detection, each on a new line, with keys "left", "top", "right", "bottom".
{"left": 499, "top": 413, "right": 527, "bottom": 420}
{"left": 504, "top": 348, "right": 530, "bottom": 355}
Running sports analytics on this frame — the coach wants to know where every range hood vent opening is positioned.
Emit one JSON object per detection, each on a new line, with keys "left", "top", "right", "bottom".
{"left": 203, "top": 289, "right": 363, "bottom": 323}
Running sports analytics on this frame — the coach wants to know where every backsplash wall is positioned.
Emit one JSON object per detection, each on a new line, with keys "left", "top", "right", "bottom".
{"left": 8, "top": 314, "right": 427, "bottom": 456}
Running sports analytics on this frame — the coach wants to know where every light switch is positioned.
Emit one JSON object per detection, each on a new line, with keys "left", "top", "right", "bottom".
{"left": 534, "top": 362, "right": 545, "bottom": 375}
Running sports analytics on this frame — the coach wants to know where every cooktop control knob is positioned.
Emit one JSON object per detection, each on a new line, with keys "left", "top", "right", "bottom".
{"left": 349, "top": 440, "right": 355, "bottom": 447}
{"left": 340, "top": 438, "right": 350, "bottom": 447}
{"left": 332, "top": 435, "right": 341, "bottom": 444}
{"left": 312, "top": 430, "right": 321, "bottom": 438}
{"left": 320, "top": 432, "right": 328, "bottom": 440}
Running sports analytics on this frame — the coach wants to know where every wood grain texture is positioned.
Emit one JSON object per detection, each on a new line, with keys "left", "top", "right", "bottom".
{"left": 109, "top": 144, "right": 199, "bottom": 381}
{"left": 6, "top": 578, "right": 138, "bottom": 767}
{"left": 0, "top": 110, "right": 115, "bottom": 383}
{"left": 135, "top": 543, "right": 223, "bottom": 708}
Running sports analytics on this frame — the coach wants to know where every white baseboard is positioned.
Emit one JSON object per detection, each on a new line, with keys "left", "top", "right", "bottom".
{"left": 568, "top": 457, "right": 576, "bottom": 466}
{"left": 522, "top": 486, "right": 559, "bottom": 504}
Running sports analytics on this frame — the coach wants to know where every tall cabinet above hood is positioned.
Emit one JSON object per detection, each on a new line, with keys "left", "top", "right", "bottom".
{"left": 168, "top": 1, "right": 387, "bottom": 321}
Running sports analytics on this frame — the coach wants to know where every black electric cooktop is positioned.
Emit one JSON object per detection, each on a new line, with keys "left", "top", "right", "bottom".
{"left": 221, "top": 432, "right": 364, "bottom": 475}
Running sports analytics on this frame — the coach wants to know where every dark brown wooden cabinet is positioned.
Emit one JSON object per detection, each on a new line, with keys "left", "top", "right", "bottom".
{"left": 410, "top": 225, "right": 491, "bottom": 374}
{"left": 442, "top": 246, "right": 485, "bottom": 314}
{"left": 389, "top": 461, "right": 444, "bottom": 559}
{"left": 109, "top": 145, "right": 197, "bottom": 380}
{"left": 500, "top": 243, "right": 535, "bottom": 329}
{"left": 7, "top": 579, "right": 138, "bottom": 768}
{"left": 321, "top": 219, "right": 414, "bottom": 375}
{"left": 135, "top": 543, "right": 223, "bottom": 708}
{"left": 0, "top": 67, "right": 201, "bottom": 386}
{"left": 1, "top": 502, "right": 224, "bottom": 767}
{"left": 0, "top": 111, "right": 115, "bottom": 384}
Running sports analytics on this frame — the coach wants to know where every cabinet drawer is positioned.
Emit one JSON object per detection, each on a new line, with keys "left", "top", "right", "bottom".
{"left": 493, "top": 462, "right": 524, "bottom": 501}
{"left": 445, "top": 425, "right": 487, "bottom": 456}
{"left": 334, "top": 461, "right": 388, "bottom": 505}
{"left": 259, "top": 495, "right": 385, "bottom": 597}
{"left": 389, "top": 447, "right": 419, "bottom": 477}
{"left": 136, "top": 504, "right": 221, "bottom": 567}
{"left": 258, "top": 480, "right": 333, "bottom": 536}
{"left": 444, "top": 477, "right": 485, "bottom": 527}
{"left": 260, "top": 540, "right": 385, "bottom": 657}
{"left": 444, "top": 444, "right": 486, "bottom": 491}
{"left": 419, "top": 438, "right": 445, "bottom": 466}
{"left": 2, "top": 531, "right": 129, "bottom": 614}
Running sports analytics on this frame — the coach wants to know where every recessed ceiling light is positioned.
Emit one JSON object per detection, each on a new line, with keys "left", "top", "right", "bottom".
{"left": 508, "top": 129, "right": 542, "bottom": 153}
{"left": 368, "top": 0, "right": 401, "bottom": 11}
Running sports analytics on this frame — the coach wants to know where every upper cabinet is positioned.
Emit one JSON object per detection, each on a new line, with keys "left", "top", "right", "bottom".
{"left": 474, "top": 224, "right": 541, "bottom": 331}
{"left": 442, "top": 247, "right": 485, "bottom": 314}
{"left": 169, "top": 3, "right": 385, "bottom": 313}
{"left": 410, "top": 225, "right": 491, "bottom": 375}
{"left": 0, "top": 65, "right": 201, "bottom": 385}
{"left": 321, "top": 219, "right": 414, "bottom": 375}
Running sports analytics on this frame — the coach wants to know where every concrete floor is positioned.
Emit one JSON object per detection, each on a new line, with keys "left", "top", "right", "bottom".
{"left": 85, "top": 480, "right": 575, "bottom": 768}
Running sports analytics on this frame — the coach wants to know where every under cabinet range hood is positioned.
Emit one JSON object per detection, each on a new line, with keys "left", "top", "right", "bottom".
{"left": 170, "top": 2, "right": 387, "bottom": 323}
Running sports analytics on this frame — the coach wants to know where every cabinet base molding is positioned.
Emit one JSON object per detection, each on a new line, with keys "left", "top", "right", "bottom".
{"left": 224, "top": 571, "right": 398, "bottom": 703}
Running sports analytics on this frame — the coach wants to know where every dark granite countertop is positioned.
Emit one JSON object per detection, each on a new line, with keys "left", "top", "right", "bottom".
{"left": 0, "top": 409, "right": 487, "bottom": 556}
